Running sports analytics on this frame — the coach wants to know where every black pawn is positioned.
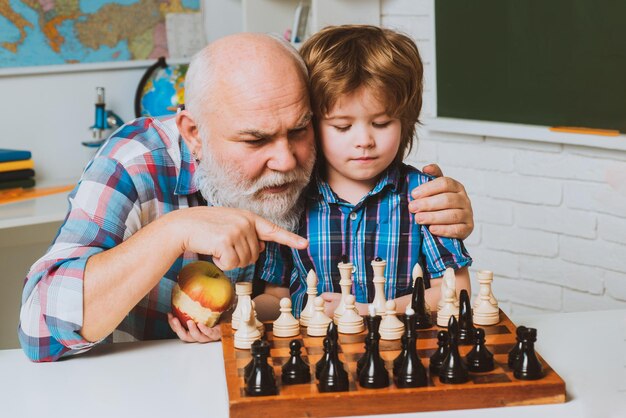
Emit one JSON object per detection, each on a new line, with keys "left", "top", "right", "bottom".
{"left": 282, "top": 340, "right": 311, "bottom": 385}
{"left": 439, "top": 316, "right": 469, "bottom": 384}
{"left": 395, "top": 313, "right": 427, "bottom": 388}
{"left": 318, "top": 338, "right": 349, "bottom": 392}
{"left": 429, "top": 330, "right": 449, "bottom": 375}
{"left": 508, "top": 326, "right": 528, "bottom": 368}
{"left": 412, "top": 275, "right": 433, "bottom": 329}
{"left": 513, "top": 327, "right": 544, "bottom": 380}
{"left": 465, "top": 328, "right": 494, "bottom": 372}
{"left": 394, "top": 309, "right": 417, "bottom": 376}
{"left": 457, "top": 289, "right": 475, "bottom": 345}
{"left": 244, "top": 339, "right": 263, "bottom": 382}
{"left": 316, "top": 337, "right": 331, "bottom": 379}
{"left": 358, "top": 315, "right": 390, "bottom": 388}
{"left": 245, "top": 340, "right": 278, "bottom": 396}
{"left": 357, "top": 314, "right": 381, "bottom": 376}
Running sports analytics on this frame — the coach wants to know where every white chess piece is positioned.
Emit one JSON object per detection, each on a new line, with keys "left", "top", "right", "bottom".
{"left": 437, "top": 284, "right": 459, "bottom": 327}
{"left": 337, "top": 295, "right": 364, "bottom": 334}
{"left": 437, "top": 269, "right": 449, "bottom": 311}
{"left": 299, "top": 269, "right": 318, "bottom": 327}
{"left": 371, "top": 258, "right": 387, "bottom": 316}
{"left": 412, "top": 263, "right": 424, "bottom": 286}
{"left": 234, "top": 299, "right": 260, "bottom": 349}
{"left": 272, "top": 298, "right": 300, "bottom": 338}
{"left": 379, "top": 300, "right": 405, "bottom": 340}
{"left": 473, "top": 270, "right": 498, "bottom": 309}
{"left": 251, "top": 300, "right": 265, "bottom": 337}
{"left": 231, "top": 282, "right": 252, "bottom": 330}
{"left": 473, "top": 271, "right": 499, "bottom": 325}
{"left": 307, "top": 296, "right": 332, "bottom": 337}
{"left": 334, "top": 260, "right": 354, "bottom": 323}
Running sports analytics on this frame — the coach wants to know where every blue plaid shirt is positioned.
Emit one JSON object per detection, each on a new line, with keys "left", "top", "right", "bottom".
{"left": 259, "top": 164, "right": 472, "bottom": 317}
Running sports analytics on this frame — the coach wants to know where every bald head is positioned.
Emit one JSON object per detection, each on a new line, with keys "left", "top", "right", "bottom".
{"left": 185, "top": 33, "right": 309, "bottom": 124}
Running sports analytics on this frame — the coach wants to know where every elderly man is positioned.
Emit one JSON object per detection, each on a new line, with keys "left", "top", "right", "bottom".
{"left": 19, "top": 34, "right": 474, "bottom": 362}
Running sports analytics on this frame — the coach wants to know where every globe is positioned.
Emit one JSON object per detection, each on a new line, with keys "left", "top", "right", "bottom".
{"left": 135, "top": 58, "right": 188, "bottom": 118}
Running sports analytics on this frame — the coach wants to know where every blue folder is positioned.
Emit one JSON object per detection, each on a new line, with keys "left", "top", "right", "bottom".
{"left": 0, "top": 149, "right": 31, "bottom": 163}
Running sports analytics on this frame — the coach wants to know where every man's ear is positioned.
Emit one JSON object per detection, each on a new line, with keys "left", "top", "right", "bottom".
{"left": 176, "top": 110, "right": 203, "bottom": 160}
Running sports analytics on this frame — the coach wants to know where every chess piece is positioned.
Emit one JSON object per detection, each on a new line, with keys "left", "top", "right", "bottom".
{"left": 437, "top": 269, "right": 448, "bottom": 311}
{"left": 473, "top": 271, "right": 499, "bottom": 326}
{"left": 379, "top": 300, "right": 405, "bottom": 340}
{"left": 457, "top": 289, "right": 475, "bottom": 345}
{"left": 508, "top": 326, "right": 528, "bottom": 367}
{"left": 395, "top": 308, "right": 427, "bottom": 388}
{"left": 465, "top": 328, "right": 494, "bottom": 372}
{"left": 334, "top": 257, "right": 354, "bottom": 323}
{"left": 358, "top": 311, "right": 390, "bottom": 388}
{"left": 307, "top": 297, "right": 332, "bottom": 336}
{"left": 371, "top": 257, "right": 387, "bottom": 316}
{"left": 245, "top": 339, "right": 278, "bottom": 396}
{"left": 429, "top": 330, "right": 449, "bottom": 375}
{"left": 234, "top": 298, "right": 261, "bottom": 349}
{"left": 439, "top": 316, "right": 469, "bottom": 384}
{"left": 251, "top": 301, "right": 265, "bottom": 337}
{"left": 244, "top": 339, "right": 264, "bottom": 381}
{"left": 232, "top": 282, "right": 252, "bottom": 330}
{"left": 393, "top": 306, "right": 415, "bottom": 376}
{"left": 318, "top": 338, "right": 349, "bottom": 392}
{"left": 357, "top": 305, "right": 380, "bottom": 376}
{"left": 412, "top": 275, "right": 432, "bottom": 329}
{"left": 272, "top": 298, "right": 300, "bottom": 338}
{"left": 316, "top": 337, "right": 332, "bottom": 379}
{"left": 299, "top": 269, "right": 318, "bottom": 327}
{"left": 437, "top": 283, "right": 458, "bottom": 327}
{"left": 411, "top": 262, "right": 424, "bottom": 285}
{"left": 337, "top": 295, "right": 365, "bottom": 334}
{"left": 513, "top": 327, "right": 544, "bottom": 380}
{"left": 281, "top": 340, "right": 311, "bottom": 384}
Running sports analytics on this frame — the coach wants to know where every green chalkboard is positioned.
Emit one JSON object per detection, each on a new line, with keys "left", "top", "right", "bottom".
{"left": 435, "top": 0, "right": 626, "bottom": 133}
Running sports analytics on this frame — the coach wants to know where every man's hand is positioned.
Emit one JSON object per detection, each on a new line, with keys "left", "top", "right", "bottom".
{"left": 409, "top": 164, "right": 474, "bottom": 240}
{"left": 167, "top": 313, "right": 222, "bottom": 343}
{"left": 174, "top": 207, "right": 308, "bottom": 271}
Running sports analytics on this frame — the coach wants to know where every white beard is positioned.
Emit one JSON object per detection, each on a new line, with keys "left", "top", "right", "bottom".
{"left": 193, "top": 142, "right": 314, "bottom": 232}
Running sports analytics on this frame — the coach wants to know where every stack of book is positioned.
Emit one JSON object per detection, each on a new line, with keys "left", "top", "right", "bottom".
{"left": 0, "top": 149, "right": 35, "bottom": 190}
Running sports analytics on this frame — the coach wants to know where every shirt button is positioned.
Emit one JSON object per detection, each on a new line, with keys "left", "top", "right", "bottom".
{"left": 349, "top": 212, "right": 357, "bottom": 220}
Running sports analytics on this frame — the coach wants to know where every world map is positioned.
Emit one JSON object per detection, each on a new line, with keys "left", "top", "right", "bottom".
{"left": 0, "top": 0, "right": 200, "bottom": 69}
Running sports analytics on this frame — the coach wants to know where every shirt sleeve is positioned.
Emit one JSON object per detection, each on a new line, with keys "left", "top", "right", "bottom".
{"left": 256, "top": 242, "right": 292, "bottom": 287}
{"left": 420, "top": 226, "right": 472, "bottom": 279}
{"left": 18, "top": 155, "right": 140, "bottom": 362}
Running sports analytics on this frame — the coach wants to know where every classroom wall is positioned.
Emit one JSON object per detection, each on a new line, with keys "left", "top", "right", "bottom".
{"left": 384, "top": 0, "right": 626, "bottom": 315}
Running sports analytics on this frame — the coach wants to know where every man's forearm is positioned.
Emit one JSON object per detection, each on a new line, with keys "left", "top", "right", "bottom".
{"left": 81, "top": 212, "right": 183, "bottom": 342}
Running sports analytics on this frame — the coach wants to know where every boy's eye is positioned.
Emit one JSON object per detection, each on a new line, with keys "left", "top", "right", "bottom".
{"left": 373, "top": 121, "right": 392, "bottom": 128}
{"left": 332, "top": 125, "right": 351, "bottom": 132}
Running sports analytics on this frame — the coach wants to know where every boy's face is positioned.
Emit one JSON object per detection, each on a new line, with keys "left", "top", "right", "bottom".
{"left": 319, "top": 86, "right": 402, "bottom": 190}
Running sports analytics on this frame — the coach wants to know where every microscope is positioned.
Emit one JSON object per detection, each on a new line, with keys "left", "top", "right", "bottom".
{"left": 82, "top": 87, "right": 124, "bottom": 148}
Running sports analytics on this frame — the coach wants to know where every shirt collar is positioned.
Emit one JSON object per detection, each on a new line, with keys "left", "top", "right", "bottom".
{"left": 174, "top": 138, "right": 199, "bottom": 196}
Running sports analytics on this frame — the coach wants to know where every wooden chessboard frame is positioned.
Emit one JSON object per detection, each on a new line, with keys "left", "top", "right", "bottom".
{"left": 221, "top": 310, "right": 565, "bottom": 418}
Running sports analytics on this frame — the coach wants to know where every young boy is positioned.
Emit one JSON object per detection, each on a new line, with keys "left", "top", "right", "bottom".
{"left": 261, "top": 25, "right": 472, "bottom": 317}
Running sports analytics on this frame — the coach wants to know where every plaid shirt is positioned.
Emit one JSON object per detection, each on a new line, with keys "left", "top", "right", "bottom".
{"left": 18, "top": 116, "right": 263, "bottom": 362}
{"left": 259, "top": 164, "right": 472, "bottom": 317}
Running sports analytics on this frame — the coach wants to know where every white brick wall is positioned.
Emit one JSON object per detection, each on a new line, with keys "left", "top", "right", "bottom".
{"left": 383, "top": 0, "right": 626, "bottom": 314}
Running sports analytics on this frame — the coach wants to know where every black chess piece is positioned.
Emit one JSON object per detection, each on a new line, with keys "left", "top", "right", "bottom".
{"left": 357, "top": 314, "right": 381, "bottom": 376}
{"left": 429, "top": 330, "right": 449, "bottom": 375}
{"left": 393, "top": 308, "right": 416, "bottom": 376}
{"left": 327, "top": 320, "right": 338, "bottom": 343}
{"left": 412, "top": 275, "right": 433, "bottom": 329}
{"left": 457, "top": 289, "right": 475, "bottom": 345}
{"left": 244, "top": 339, "right": 264, "bottom": 382}
{"left": 358, "top": 315, "right": 390, "bottom": 388}
{"left": 341, "top": 254, "right": 349, "bottom": 264}
{"left": 465, "top": 327, "right": 494, "bottom": 372}
{"left": 439, "top": 316, "right": 469, "bottom": 384}
{"left": 513, "top": 327, "right": 544, "bottom": 380}
{"left": 318, "top": 338, "right": 349, "bottom": 392}
{"left": 316, "top": 337, "right": 331, "bottom": 379}
{"left": 395, "top": 311, "right": 427, "bottom": 388}
{"left": 282, "top": 340, "right": 311, "bottom": 385}
{"left": 245, "top": 339, "right": 278, "bottom": 396}
{"left": 508, "top": 326, "right": 528, "bottom": 368}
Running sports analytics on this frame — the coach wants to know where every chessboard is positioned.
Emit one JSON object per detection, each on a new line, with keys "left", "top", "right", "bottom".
{"left": 221, "top": 309, "right": 566, "bottom": 418}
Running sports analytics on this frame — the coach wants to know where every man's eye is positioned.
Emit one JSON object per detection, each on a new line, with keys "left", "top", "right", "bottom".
{"left": 288, "top": 126, "right": 309, "bottom": 139}
{"left": 242, "top": 138, "right": 268, "bottom": 146}
{"left": 373, "top": 121, "right": 392, "bottom": 128}
{"left": 333, "top": 125, "right": 351, "bottom": 132}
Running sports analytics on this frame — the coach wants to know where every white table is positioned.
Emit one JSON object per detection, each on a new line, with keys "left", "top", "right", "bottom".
{"left": 1, "top": 310, "right": 625, "bottom": 418}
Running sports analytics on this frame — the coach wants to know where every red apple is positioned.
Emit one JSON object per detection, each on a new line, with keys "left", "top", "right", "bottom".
{"left": 171, "top": 261, "right": 234, "bottom": 328}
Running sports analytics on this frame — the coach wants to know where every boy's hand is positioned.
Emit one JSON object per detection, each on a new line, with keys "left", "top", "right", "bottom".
{"left": 409, "top": 163, "right": 474, "bottom": 240}
{"left": 167, "top": 312, "right": 222, "bottom": 343}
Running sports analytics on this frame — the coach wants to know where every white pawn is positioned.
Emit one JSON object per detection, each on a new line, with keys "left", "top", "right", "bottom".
{"left": 273, "top": 298, "right": 300, "bottom": 338}
{"left": 234, "top": 299, "right": 260, "bottom": 349}
{"left": 231, "top": 282, "right": 252, "bottom": 330}
{"left": 334, "top": 260, "right": 354, "bottom": 323}
{"left": 437, "top": 285, "right": 459, "bottom": 327}
{"left": 379, "top": 300, "right": 405, "bottom": 340}
{"left": 251, "top": 300, "right": 264, "bottom": 337}
{"left": 473, "top": 271, "right": 500, "bottom": 326}
{"left": 371, "top": 258, "right": 388, "bottom": 316}
{"left": 300, "top": 269, "right": 318, "bottom": 327}
{"left": 337, "top": 295, "right": 364, "bottom": 334}
{"left": 307, "top": 296, "right": 332, "bottom": 337}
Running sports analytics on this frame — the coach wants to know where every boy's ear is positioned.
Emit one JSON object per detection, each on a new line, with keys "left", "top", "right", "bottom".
{"left": 176, "top": 110, "right": 203, "bottom": 160}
